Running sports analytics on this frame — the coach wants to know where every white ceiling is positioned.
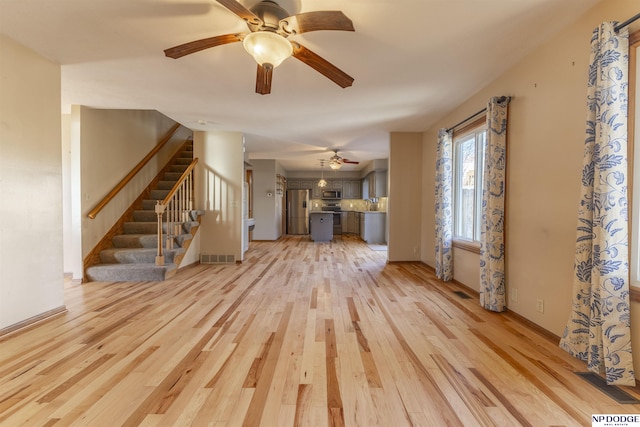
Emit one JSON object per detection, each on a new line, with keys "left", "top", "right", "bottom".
{"left": 0, "top": 0, "right": 601, "bottom": 171}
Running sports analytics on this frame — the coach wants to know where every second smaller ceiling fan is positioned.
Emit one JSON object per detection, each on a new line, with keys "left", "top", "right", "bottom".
{"left": 329, "top": 150, "right": 359, "bottom": 170}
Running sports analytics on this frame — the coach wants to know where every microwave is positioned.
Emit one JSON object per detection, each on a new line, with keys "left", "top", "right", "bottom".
{"left": 322, "top": 190, "right": 341, "bottom": 199}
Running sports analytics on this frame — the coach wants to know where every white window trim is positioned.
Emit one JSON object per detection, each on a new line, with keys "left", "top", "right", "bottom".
{"left": 627, "top": 31, "right": 640, "bottom": 301}
{"left": 632, "top": 44, "right": 640, "bottom": 288}
{"left": 452, "top": 123, "right": 487, "bottom": 245}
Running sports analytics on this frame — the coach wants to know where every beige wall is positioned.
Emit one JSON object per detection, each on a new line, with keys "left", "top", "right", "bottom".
{"left": 421, "top": 0, "right": 640, "bottom": 377}
{"left": 252, "top": 159, "right": 283, "bottom": 241}
{"left": 194, "top": 131, "right": 245, "bottom": 261}
{"left": 0, "top": 35, "right": 64, "bottom": 329}
{"left": 389, "top": 132, "right": 423, "bottom": 261}
{"left": 78, "top": 108, "right": 191, "bottom": 260}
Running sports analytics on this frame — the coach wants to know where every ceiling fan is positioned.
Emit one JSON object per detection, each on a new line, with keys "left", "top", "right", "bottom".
{"left": 329, "top": 149, "right": 359, "bottom": 170}
{"left": 164, "top": 0, "right": 355, "bottom": 95}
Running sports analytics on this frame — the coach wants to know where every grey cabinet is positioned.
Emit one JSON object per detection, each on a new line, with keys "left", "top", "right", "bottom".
{"left": 362, "top": 172, "right": 387, "bottom": 199}
{"left": 360, "top": 212, "right": 386, "bottom": 244}
{"left": 287, "top": 179, "right": 300, "bottom": 189}
{"left": 342, "top": 180, "right": 361, "bottom": 199}
{"left": 312, "top": 181, "right": 323, "bottom": 199}
{"left": 341, "top": 212, "right": 348, "bottom": 233}
{"left": 289, "top": 179, "right": 364, "bottom": 199}
{"left": 374, "top": 172, "right": 387, "bottom": 197}
{"left": 300, "top": 180, "right": 313, "bottom": 190}
{"left": 347, "top": 211, "right": 360, "bottom": 234}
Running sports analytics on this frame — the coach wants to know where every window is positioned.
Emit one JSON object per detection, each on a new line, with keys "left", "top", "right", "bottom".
{"left": 629, "top": 30, "right": 640, "bottom": 297}
{"left": 453, "top": 123, "right": 486, "bottom": 243}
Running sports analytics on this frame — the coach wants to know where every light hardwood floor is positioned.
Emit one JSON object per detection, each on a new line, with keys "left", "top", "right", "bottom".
{"left": 1, "top": 235, "right": 639, "bottom": 426}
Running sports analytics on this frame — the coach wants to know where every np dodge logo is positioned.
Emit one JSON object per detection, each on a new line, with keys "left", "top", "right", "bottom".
{"left": 592, "top": 414, "right": 640, "bottom": 427}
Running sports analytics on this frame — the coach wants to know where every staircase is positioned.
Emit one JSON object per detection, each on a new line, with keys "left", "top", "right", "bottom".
{"left": 86, "top": 142, "right": 203, "bottom": 282}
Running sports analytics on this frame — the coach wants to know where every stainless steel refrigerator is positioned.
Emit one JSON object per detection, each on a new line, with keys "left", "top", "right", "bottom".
{"left": 287, "top": 189, "right": 310, "bottom": 235}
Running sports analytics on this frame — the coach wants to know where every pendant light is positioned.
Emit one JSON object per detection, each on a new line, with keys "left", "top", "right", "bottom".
{"left": 318, "top": 160, "right": 328, "bottom": 188}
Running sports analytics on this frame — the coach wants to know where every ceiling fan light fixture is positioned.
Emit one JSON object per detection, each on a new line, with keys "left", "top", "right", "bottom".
{"left": 329, "top": 159, "right": 342, "bottom": 170}
{"left": 242, "top": 31, "right": 292, "bottom": 68}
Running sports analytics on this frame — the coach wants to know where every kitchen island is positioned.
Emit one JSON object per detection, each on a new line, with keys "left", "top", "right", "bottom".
{"left": 310, "top": 212, "right": 333, "bottom": 242}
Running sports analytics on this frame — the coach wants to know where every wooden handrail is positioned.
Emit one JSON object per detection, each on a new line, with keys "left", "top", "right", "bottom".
{"left": 161, "top": 158, "right": 199, "bottom": 205}
{"left": 88, "top": 123, "right": 182, "bottom": 219}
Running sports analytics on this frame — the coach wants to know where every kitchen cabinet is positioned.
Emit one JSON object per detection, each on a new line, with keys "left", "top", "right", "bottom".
{"left": 289, "top": 179, "right": 363, "bottom": 199}
{"left": 376, "top": 172, "right": 388, "bottom": 197}
{"left": 287, "top": 179, "right": 300, "bottom": 189}
{"left": 362, "top": 171, "right": 387, "bottom": 199}
{"left": 342, "top": 180, "right": 361, "bottom": 199}
{"left": 347, "top": 211, "right": 360, "bottom": 234}
{"left": 359, "top": 212, "right": 386, "bottom": 244}
{"left": 312, "top": 181, "right": 323, "bottom": 199}
{"left": 288, "top": 179, "right": 314, "bottom": 191}
{"left": 300, "top": 180, "right": 314, "bottom": 190}
{"left": 341, "top": 212, "right": 348, "bottom": 233}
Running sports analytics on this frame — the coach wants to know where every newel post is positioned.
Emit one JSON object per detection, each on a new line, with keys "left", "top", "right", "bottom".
{"left": 155, "top": 201, "right": 166, "bottom": 266}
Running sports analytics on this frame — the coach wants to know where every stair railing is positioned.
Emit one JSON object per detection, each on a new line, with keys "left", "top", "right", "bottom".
{"left": 155, "top": 158, "right": 199, "bottom": 266}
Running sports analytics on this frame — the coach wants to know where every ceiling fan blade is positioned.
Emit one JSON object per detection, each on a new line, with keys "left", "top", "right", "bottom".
{"left": 291, "top": 43, "right": 354, "bottom": 88}
{"left": 164, "top": 33, "right": 244, "bottom": 59}
{"left": 343, "top": 159, "right": 359, "bottom": 164}
{"left": 279, "top": 11, "right": 354, "bottom": 35}
{"left": 216, "top": 0, "right": 262, "bottom": 26}
{"left": 256, "top": 64, "right": 273, "bottom": 95}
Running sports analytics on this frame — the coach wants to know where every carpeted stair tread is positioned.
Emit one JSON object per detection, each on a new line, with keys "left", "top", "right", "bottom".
{"left": 174, "top": 233, "right": 193, "bottom": 247}
{"left": 142, "top": 199, "right": 160, "bottom": 210}
{"left": 100, "top": 247, "right": 184, "bottom": 264}
{"left": 163, "top": 172, "right": 183, "bottom": 181}
{"left": 112, "top": 234, "right": 159, "bottom": 248}
{"left": 133, "top": 210, "right": 164, "bottom": 222}
{"left": 123, "top": 221, "right": 194, "bottom": 234}
{"left": 123, "top": 221, "right": 199, "bottom": 235}
{"left": 130, "top": 212, "right": 200, "bottom": 226}
{"left": 156, "top": 180, "right": 178, "bottom": 190}
{"left": 113, "top": 232, "right": 192, "bottom": 248}
{"left": 182, "top": 220, "right": 200, "bottom": 233}
{"left": 150, "top": 189, "right": 171, "bottom": 200}
{"left": 86, "top": 263, "right": 177, "bottom": 282}
{"left": 124, "top": 221, "right": 161, "bottom": 234}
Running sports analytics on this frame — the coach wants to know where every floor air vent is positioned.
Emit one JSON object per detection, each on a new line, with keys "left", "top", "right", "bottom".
{"left": 453, "top": 290, "right": 473, "bottom": 299}
{"left": 575, "top": 372, "right": 640, "bottom": 404}
{"left": 200, "top": 254, "right": 236, "bottom": 265}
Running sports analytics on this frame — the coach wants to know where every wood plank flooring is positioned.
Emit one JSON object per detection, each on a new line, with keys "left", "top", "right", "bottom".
{"left": 1, "top": 235, "right": 640, "bottom": 426}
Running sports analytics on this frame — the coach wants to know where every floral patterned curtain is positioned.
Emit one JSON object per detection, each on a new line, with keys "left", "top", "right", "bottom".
{"left": 435, "top": 129, "right": 453, "bottom": 281}
{"left": 479, "top": 96, "right": 510, "bottom": 312}
{"left": 559, "top": 22, "right": 635, "bottom": 386}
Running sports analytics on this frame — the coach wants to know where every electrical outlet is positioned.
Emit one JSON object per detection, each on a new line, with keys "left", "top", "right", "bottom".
{"left": 536, "top": 299, "right": 544, "bottom": 313}
{"left": 510, "top": 289, "right": 518, "bottom": 302}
